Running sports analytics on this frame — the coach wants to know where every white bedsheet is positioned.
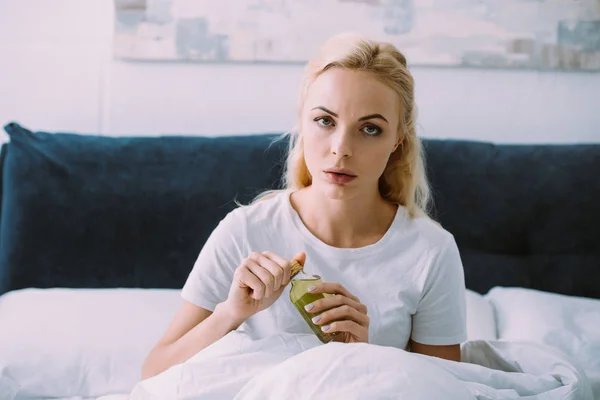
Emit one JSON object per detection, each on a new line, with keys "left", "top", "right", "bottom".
{"left": 104, "top": 331, "right": 593, "bottom": 400}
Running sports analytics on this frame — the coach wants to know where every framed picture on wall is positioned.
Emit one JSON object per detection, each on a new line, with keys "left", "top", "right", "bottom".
{"left": 113, "top": 0, "right": 600, "bottom": 71}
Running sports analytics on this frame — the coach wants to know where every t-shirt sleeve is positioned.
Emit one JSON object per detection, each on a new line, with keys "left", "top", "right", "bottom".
{"left": 410, "top": 235, "right": 468, "bottom": 346}
{"left": 180, "top": 208, "right": 247, "bottom": 311}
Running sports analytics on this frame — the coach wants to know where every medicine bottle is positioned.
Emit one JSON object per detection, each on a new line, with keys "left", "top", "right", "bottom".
{"left": 289, "top": 259, "right": 338, "bottom": 343}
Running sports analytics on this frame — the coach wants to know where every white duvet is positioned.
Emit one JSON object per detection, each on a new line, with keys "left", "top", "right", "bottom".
{"left": 111, "top": 331, "right": 594, "bottom": 400}
{"left": 3, "top": 288, "right": 598, "bottom": 399}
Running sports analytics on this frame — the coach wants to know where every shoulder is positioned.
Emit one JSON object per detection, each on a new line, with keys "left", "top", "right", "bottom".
{"left": 403, "top": 211, "right": 456, "bottom": 254}
{"left": 198, "top": 192, "right": 288, "bottom": 257}
{"left": 228, "top": 190, "right": 289, "bottom": 231}
{"left": 397, "top": 214, "right": 465, "bottom": 303}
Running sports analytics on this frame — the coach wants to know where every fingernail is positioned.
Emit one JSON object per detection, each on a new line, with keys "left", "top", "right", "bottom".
{"left": 312, "top": 315, "right": 321, "bottom": 323}
{"left": 304, "top": 303, "right": 315, "bottom": 311}
{"left": 321, "top": 325, "right": 330, "bottom": 331}
{"left": 307, "top": 285, "right": 316, "bottom": 292}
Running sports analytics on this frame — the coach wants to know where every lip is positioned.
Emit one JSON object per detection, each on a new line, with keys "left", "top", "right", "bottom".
{"left": 323, "top": 167, "right": 357, "bottom": 177}
{"left": 323, "top": 171, "right": 357, "bottom": 185}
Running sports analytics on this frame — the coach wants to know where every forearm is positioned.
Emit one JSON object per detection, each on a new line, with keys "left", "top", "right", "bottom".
{"left": 142, "top": 303, "right": 244, "bottom": 379}
{"left": 409, "top": 340, "right": 461, "bottom": 362}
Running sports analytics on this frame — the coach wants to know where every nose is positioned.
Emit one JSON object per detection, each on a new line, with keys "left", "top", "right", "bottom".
{"left": 330, "top": 126, "right": 353, "bottom": 159}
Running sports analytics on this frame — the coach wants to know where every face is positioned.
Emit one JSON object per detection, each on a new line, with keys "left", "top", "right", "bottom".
{"left": 301, "top": 68, "right": 402, "bottom": 200}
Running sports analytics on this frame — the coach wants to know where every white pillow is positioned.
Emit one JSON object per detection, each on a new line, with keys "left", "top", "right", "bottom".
{"left": 486, "top": 287, "right": 600, "bottom": 399}
{"left": 0, "top": 288, "right": 183, "bottom": 398}
{"left": 465, "top": 289, "right": 497, "bottom": 341}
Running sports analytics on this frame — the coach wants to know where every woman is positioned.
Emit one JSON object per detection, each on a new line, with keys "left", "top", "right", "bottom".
{"left": 142, "top": 33, "right": 467, "bottom": 380}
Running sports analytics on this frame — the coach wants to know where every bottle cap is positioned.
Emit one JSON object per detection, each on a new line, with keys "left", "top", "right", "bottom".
{"left": 289, "top": 259, "right": 304, "bottom": 278}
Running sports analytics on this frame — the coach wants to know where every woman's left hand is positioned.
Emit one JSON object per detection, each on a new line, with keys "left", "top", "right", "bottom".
{"left": 304, "top": 282, "right": 369, "bottom": 343}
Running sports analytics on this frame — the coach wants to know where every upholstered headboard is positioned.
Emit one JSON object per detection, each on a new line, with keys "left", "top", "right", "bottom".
{"left": 1, "top": 122, "right": 599, "bottom": 298}
{"left": 424, "top": 140, "right": 600, "bottom": 298}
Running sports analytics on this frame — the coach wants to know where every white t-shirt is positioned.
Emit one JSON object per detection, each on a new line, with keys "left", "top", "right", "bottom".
{"left": 181, "top": 190, "right": 467, "bottom": 349}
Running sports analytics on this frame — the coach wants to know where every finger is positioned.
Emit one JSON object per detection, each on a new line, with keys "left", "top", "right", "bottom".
{"left": 308, "top": 282, "right": 360, "bottom": 303}
{"left": 320, "top": 320, "right": 365, "bottom": 337}
{"left": 260, "top": 251, "right": 290, "bottom": 287}
{"left": 260, "top": 250, "right": 288, "bottom": 266}
{"left": 293, "top": 252, "right": 306, "bottom": 266}
{"left": 311, "top": 304, "right": 370, "bottom": 327}
{"left": 236, "top": 265, "right": 266, "bottom": 300}
{"left": 262, "top": 251, "right": 306, "bottom": 285}
{"left": 244, "top": 259, "right": 275, "bottom": 298}
{"left": 249, "top": 252, "right": 284, "bottom": 290}
{"left": 305, "top": 293, "right": 367, "bottom": 315}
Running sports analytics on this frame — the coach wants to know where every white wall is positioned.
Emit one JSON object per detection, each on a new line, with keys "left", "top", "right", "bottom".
{"left": 0, "top": 0, "right": 598, "bottom": 144}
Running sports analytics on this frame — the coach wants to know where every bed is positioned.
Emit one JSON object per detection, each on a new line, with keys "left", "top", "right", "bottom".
{"left": 0, "top": 122, "right": 599, "bottom": 399}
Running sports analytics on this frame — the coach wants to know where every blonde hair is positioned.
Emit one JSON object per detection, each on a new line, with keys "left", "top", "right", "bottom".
{"left": 249, "top": 33, "right": 431, "bottom": 219}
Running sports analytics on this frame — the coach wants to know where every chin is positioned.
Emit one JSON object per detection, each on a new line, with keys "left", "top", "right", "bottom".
{"left": 313, "top": 179, "right": 359, "bottom": 201}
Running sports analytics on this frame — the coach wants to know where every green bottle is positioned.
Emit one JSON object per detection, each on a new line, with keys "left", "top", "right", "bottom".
{"left": 289, "top": 260, "right": 339, "bottom": 343}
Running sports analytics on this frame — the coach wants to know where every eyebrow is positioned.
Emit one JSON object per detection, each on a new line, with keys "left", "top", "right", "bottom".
{"left": 311, "top": 106, "right": 389, "bottom": 124}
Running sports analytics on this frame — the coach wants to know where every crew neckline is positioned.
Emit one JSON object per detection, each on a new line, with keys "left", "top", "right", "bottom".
{"left": 282, "top": 189, "right": 406, "bottom": 259}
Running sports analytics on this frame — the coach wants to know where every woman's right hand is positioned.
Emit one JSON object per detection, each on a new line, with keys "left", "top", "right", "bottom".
{"left": 218, "top": 251, "right": 306, "bottom": 325}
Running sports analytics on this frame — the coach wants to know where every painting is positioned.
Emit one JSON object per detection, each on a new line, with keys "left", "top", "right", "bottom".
{"left": 113, "top": 0, "right": 600, "bottom": 71}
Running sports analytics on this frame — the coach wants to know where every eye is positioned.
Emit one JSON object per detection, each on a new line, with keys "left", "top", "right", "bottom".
{"left": 314, "top": 116, "right": 334, "bottom": 128}
{"left": 362, "top": 124, "right": 382, "bottom": 136}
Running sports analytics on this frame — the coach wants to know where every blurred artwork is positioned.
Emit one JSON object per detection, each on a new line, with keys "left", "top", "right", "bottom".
{"left": 113, "top": 0, "right": 600, "bottom": 71}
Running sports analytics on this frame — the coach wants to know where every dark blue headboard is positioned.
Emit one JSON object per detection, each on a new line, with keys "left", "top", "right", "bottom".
{"left": 424, "top": 140, "right": 600, "bottom": 298}
{"left": 1, "top": 122, "right": 599, "bottom": 299}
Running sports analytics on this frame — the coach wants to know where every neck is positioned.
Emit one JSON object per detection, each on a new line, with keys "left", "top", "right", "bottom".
{"left": 291, "top": 186, "right": 398, "bottom": 248}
